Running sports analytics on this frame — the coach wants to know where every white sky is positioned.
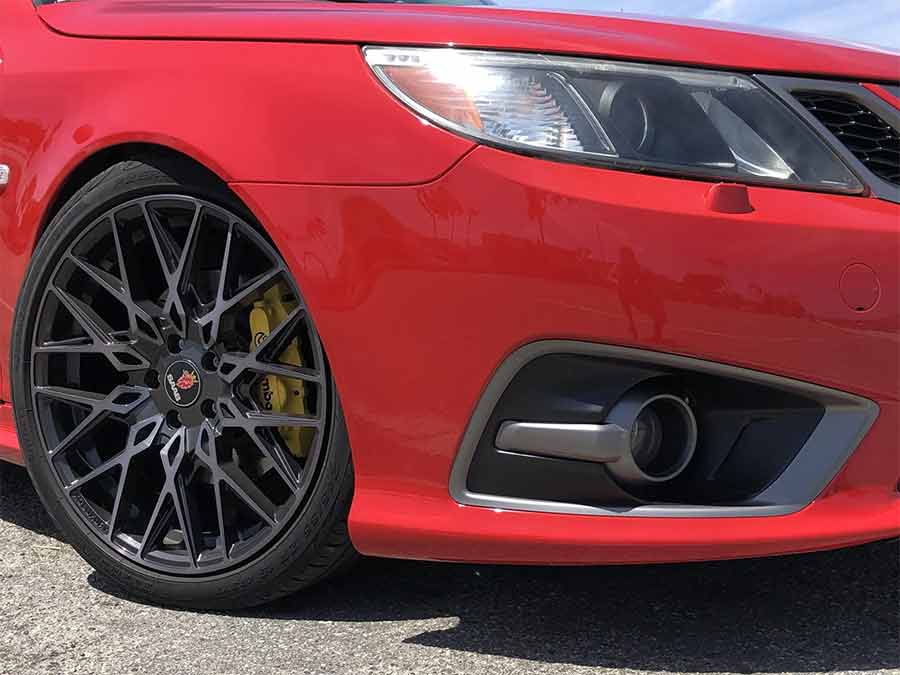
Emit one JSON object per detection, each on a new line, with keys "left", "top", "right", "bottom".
{"left": 495, "top": 0, "right": 900, "bottom": 50}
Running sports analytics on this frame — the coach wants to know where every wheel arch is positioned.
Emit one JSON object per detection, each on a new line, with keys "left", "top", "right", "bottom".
{"left": 34, "top": 140, "right": 235, "bottom": 250}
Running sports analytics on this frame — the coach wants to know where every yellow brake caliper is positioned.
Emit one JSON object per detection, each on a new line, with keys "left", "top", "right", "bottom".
{"left": 249, "top": 284, "right": 312, "bottom": 458}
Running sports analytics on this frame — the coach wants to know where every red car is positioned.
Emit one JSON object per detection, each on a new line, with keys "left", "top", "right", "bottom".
{"left": 1, "top": 0, "right": 897, "bottom": 609}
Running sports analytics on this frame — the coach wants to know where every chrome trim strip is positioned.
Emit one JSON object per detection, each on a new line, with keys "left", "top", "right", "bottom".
{"left": 449, "top": 341, "right": 879, "bottom": 518}
{"left": 496, "top": 421, "right": 628, "bottom": 463}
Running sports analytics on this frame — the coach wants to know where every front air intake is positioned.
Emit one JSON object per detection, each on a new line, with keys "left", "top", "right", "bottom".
{"left": 793, "top": 91, "right": 900, "bottom": 185}
{"left": 454, "top": 344, "right": 878, "bottom": 517}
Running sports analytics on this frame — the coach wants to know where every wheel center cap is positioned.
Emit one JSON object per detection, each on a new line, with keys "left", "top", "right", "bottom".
{"left": 164, "top": 360, "right": 202, "bottom": 408}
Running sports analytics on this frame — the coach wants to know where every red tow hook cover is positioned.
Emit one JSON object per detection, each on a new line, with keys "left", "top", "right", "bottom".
{"left": 705, "top": 182, "right": 754, "bottom": 214}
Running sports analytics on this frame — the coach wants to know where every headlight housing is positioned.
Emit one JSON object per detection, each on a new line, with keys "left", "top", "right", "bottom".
{"left": 364, "top": 47, "right": 863, "bottom": 194}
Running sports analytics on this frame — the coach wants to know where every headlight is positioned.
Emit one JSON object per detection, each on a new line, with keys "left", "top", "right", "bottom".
{"left": 364, "top": 47, "right": 863, "bottom": 194}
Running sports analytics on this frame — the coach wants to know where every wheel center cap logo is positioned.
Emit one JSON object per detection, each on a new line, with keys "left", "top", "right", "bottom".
{"left": 164, "top": 360, "right": 201, "bottom": 407}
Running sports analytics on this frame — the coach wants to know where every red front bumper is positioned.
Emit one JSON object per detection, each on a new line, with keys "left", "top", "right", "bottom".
{"left": 236, "top": 146, "right": 900, "bottom": 563}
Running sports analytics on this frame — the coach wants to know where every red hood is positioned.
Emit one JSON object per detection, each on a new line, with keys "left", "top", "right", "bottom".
{"left": 38, "top": 0, "right": 900, "bottom": 81}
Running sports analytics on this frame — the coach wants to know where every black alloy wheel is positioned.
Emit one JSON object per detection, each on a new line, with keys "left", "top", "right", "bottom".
{"left": 12, "top": 158, "right": 356, "bottom": 608}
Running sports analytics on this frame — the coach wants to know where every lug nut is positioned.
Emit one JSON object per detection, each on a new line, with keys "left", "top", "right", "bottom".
{"left": 144, "top": 369, "right": 160, "bottom": 389}
{"left": 167, "top": 335, "right": 183, "bottom": 354}
{"left": 201, "top": 352, "right": 219, "bottom": 372}
{"left": 165, "top": 410, "right": 182, "bottom": 429}
{"left": 201, "top": 399, "right": 217, "bottom": 419}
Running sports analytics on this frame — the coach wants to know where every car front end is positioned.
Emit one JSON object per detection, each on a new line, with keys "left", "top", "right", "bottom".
{"left": 0, "top": 0, "right": 897, "bottom": 608}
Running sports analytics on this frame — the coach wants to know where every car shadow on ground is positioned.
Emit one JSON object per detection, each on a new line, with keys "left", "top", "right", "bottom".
{"left": 3, "top": 462, "right": 898, "bottom": 672}
{"left": 0, "top": 462, "right": 63, "bottom": 542}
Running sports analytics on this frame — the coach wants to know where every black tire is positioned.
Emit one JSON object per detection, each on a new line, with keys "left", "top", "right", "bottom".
{"left": 11, "top": 156, "right": 357, "bottom": 609}
{"left": 0, "top": 459, "right": 13, "bottom": 494}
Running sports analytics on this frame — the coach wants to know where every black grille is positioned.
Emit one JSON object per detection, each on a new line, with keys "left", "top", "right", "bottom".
{"left": 794, "top": 91, "right": 900, "bottom": 185}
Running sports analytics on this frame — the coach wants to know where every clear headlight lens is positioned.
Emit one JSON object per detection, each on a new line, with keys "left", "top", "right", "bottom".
{"left": 364, "top": 47, "right": 863, "bottom": 193}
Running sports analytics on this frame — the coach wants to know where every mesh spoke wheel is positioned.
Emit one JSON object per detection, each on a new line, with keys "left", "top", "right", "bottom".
{"left": 28, "top": 193, "right": 331, "bottom": 576}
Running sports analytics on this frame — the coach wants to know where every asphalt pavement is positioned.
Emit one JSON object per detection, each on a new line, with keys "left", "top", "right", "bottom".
{"left": 1, "top": 462, "right": 897, "bottom": 675}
